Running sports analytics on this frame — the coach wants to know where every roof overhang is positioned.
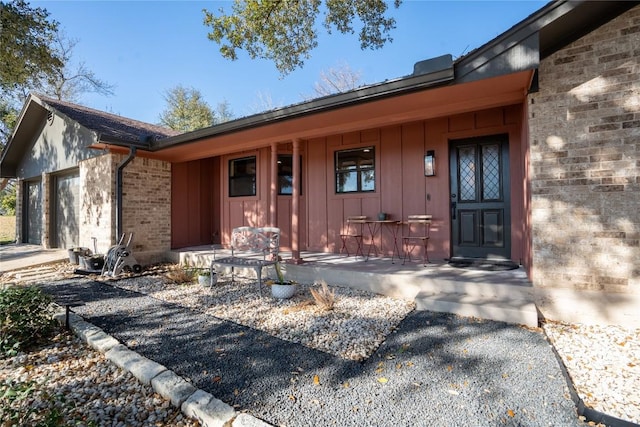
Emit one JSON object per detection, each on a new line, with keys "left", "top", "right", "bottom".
{"left": 0, "top": 95, "right": 50, "bottom": 178}
{"left": 151, "top": 70, "right": 533, "bottom": 163}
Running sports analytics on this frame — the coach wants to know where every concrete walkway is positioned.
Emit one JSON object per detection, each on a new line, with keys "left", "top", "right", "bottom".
{"left": 0, "top": 244, "right": 68, "bottom": 274}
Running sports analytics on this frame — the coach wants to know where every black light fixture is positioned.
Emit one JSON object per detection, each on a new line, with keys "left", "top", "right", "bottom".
{"left": 424, "top": 150, "right": 436, "bottom": 176}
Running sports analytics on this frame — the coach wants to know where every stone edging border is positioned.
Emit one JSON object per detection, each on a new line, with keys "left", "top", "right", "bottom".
{"left": 542, "top": 327, "right": 639, "bottom": 427}
{"left": 52, "top": 305, "right": 272, "bottom": 427}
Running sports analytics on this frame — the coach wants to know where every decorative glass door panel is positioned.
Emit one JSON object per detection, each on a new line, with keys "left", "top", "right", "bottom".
{"left": 449, "top": 135, "right": 510, "bottom": 259}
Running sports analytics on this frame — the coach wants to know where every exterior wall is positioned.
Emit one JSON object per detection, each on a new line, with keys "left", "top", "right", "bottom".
{"left": 17, "top": 110, "right": 98, "bottom": 180}
{"left": 79, "top": 153, "right": 171, "bottom": 264}
{"left": 79, "top": 154, "right": 115, "bottom": 254}
{"left": 14, "top": 108, "right": 100, "bottom": 249}
{"left": 305, "top": 105, "right": 525, "bottom": 261}
{"left": 171, "top": 157, "right": 220, "bottom": 248}
{"left": 172, "top": 105, "right": 526, "bottom": 261}
{"left": 528, "top": 6, "right": 640, "bottom": 324}
{"left": 219, "top": 146, "right": 307, "bottom": 250}
{"left": 121, "top": 156, "right": 172, "bottom": 263}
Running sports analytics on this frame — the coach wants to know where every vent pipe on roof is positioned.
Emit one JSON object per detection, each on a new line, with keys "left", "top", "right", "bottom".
{"left": 116, "top": 146, "right": 136, "bottom": 241}
{"left": 412, "top": 54, "right": 453, "bottom": 77}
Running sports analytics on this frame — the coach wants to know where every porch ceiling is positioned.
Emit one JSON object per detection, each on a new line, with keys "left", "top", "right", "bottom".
{"left": 149, "top": 70, "right": 533, "bottom": 163}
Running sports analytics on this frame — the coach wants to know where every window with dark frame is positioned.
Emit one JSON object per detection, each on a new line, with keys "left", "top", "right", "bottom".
{"left": 277, "top": 155, "right": 302, "bottom": 195}
{"left": 335, "top": 147, "right": 375, "bottom": 193}
{"left": 229, "top": 156, "right": 256, "bottom": 197}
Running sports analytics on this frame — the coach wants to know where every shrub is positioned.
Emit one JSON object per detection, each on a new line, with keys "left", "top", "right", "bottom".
{"left": 0, "top": 286, "right": 57, "bottom": 357}
{"left": 165, "top": 263, "right": 197, "bottom": 285}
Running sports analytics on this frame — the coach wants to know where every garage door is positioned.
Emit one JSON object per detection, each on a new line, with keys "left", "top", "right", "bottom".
{"left": 55, "top": 172, "right": 80, "bottom": 248}
{"left": 25, "top": 180, "right": 42, "bottom": 244}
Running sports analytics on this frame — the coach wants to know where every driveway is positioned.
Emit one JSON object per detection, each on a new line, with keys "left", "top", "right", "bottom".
{"left": 0, "top": 243, "right": 68, "bottom": 274}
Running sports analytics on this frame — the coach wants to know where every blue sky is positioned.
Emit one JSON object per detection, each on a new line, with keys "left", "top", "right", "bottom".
{"left": 32, "top": 1, "right": 548, "bottom": 125}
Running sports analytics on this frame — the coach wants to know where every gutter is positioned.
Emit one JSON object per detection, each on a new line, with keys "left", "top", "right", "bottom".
{"left": 115, "top": 147, "right": 136, "bottom": 240}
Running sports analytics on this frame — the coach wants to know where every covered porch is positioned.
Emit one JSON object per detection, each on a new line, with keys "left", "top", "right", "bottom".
{"left": 169, "top": 247, "right": 538, "bottom": 327}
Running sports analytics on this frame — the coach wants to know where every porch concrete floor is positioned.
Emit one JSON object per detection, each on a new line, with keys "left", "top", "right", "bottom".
{"left": 172, "top": 247, "right": 538, "bottom": 327}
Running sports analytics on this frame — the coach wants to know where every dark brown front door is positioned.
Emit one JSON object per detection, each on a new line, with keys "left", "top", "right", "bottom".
{"left": 449, "top": 135, "right": 510, "bottom": 259}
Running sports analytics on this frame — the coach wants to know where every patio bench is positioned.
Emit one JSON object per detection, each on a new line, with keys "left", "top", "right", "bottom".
{"left": 210, "top": 226, "right": 280, "bottom": 295}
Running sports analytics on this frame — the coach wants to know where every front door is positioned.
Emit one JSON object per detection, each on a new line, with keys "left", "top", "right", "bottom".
{"left": 449, "top": 135, "right": 511, "bottom": 259}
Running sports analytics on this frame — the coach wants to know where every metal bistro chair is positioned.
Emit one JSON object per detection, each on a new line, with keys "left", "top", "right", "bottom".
{"left": 402, "top": 215, "right": 432, "bottom": 266}
{"left": 339, "top": 215, "right": 367, "bottom": 258}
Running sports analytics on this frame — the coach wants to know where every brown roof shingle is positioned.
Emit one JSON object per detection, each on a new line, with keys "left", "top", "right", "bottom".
{"left": 37, "top": 94, "right": 180, "bottom": 144}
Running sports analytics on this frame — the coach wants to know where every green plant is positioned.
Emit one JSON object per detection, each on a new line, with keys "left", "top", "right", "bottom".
{"left": 0, "top": 286, "right": 57, "bottom": 357}
{"left": 267, "top": 262, "right": 295, "bottom": 285}
{"left": 1, "top": 377, "right": 69, "bottom": 426}
{"left": 275, "top": 262, "right": 286, "bottom": 284}
{"left": 0, "top": 378, "right": 38, "bottom": 425}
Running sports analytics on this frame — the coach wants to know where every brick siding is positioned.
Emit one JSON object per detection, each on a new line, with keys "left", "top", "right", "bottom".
{"left": 79, "top": 153, "right": 171, "bottom": 262}
{"left": 528, "top": 5, "right": 640, "bottom": 293}
{"left": 121, "top": 156, "right": 172, "bottom": 259}
{"left": 79, "top": 155, "right": 115, "bottom": 253}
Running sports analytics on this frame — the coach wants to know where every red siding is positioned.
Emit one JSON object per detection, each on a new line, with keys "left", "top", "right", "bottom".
{"left": 172, "top": 105, "right": 527, "bottom": 262}
{"left": 171, "top": 158, "right": 219, "bottom": 248}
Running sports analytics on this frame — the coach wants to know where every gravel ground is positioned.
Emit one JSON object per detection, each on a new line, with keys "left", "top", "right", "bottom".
{"left": 0, "top": 332, "right": 199, "bottom": 427}
{"left": 3, "top": 263, "right": 638, "bottom": 426}
{"left": 543, "top": 322, "right": 640, "bottom": 424}
{"left": 35, "top": 274, "right": 585, "bottom": 427}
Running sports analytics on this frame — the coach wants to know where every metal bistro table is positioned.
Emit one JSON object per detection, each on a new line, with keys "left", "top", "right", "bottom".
{"left": 364, "top": 220, "right": 402, "bottom": 263}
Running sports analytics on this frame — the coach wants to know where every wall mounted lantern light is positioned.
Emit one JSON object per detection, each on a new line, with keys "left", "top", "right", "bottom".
{"left": 424, "top": 150, "right": 436, "bottom": 176}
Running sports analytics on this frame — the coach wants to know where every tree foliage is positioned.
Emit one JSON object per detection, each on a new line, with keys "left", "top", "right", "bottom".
{"left": 0, "top": 2, "right": 113, "bottom": 147}
{"left": 159, "top": 86, "right": 215, "bottom": 132}
{"left": 203, "top": 0, "right": 401, "bottom": 75}
{"left": 0, "top": 0, "right": 63, "bottom": 92}
{"left": 0, "top": 181, "right": 15, "bottom": 215}
{"left": 0, "top": 1, "right": 114, "bottom": 204}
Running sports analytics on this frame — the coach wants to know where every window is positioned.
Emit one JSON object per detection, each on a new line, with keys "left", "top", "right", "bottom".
{"left": 277, "top": 155, "right": 302, "bottom": 195}
{"left": 229, "top": 156, "right": 256, "bottom": 197}
{"left": 335, "top": 147, "right": 375, "bottom": 193}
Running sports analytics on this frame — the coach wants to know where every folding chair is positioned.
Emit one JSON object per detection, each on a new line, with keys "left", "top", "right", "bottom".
{"left": 402, "top": 215, "right": 432, "bottom": 266}
{"left": 339, "top": 215, "right": 367, "bottom": 257}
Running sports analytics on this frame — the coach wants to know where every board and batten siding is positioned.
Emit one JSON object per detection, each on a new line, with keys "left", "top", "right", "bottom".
{"left": 171, "top": 104, "right": 527, "bottom": 263}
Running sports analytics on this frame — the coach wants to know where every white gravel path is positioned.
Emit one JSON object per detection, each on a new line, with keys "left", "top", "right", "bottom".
{"left": 115, "top": 274, "right": 415, "bottom": 362}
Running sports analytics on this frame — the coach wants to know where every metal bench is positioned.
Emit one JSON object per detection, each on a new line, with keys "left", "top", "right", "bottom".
{"left": 210, "top": 226, "right": 280, "bottom": 295}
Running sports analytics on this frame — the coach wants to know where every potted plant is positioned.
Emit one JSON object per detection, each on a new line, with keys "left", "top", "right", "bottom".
{"left": 267, "top": 262, "right": 296, "bottom": 299}
{"left": 198, "top": 268, "right": 217, "bottom": 287}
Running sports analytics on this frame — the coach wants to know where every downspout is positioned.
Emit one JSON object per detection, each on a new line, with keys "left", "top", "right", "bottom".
{"left": 116, "top": 147, "right": 136, "bottom": 240}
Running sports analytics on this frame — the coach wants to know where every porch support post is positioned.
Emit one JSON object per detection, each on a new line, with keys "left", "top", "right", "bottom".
{"left": 270, "top": 142, "right": 278, "bottom": 226}
{"left": 291, "top": 138, "right": 302, "bottom": 263}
